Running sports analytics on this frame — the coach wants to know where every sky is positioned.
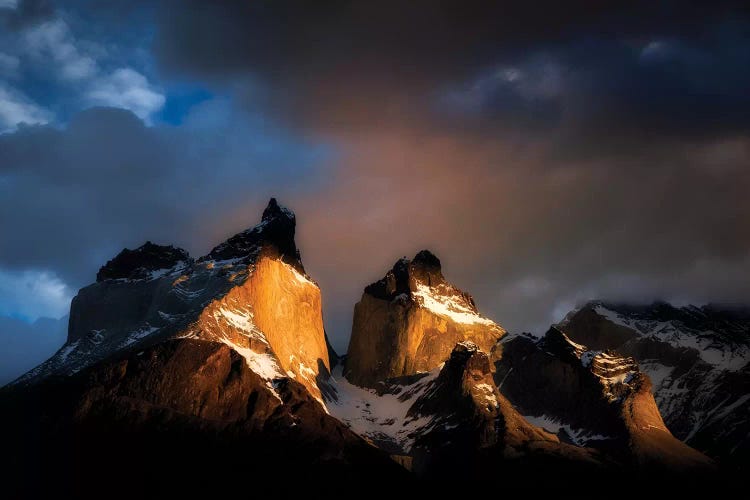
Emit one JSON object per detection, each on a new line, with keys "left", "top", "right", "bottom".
{"left": 1, "top": 1, "right": 749, "bottom": 365}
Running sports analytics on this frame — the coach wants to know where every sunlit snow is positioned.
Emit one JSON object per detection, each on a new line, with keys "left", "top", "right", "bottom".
{"left": 412, "top": 283, "right": 496, "bottom": 325}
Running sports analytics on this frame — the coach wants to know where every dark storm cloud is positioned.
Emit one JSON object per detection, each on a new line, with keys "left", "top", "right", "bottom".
{"left": 0, "top": 105, "right": 329, "bottom": 286}
{"left": 155, "top": 0, "right": 750, "bottom": 139}
{"left": 282, "top": 132, "right": 750, "bottom": 346}
{"left": 149, "top": 0, "right": 750, "bottom": 348}
{"left": 0, "top": 0, "right": 53, "bottom": 30}
{"left": 2, "top": 0, "right": 749, "bottom": 356}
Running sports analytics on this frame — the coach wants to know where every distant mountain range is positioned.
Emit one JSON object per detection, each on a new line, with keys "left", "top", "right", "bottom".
{"left": 1, "top": 199, "right": 746, "bottom": 495}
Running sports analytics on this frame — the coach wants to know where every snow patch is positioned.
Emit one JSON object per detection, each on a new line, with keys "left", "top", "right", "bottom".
{"left": 219, "top": 338, "right": 285, "bottom": 402}
{"left": 412, "top": 283, "right": 497, "bottom": 326}
{"left": 580, "top": 350, "right": 601, "bottom": 368}
{"left": 57, "top": 340, "right": 80, "bottom": 363}
{"left": 281, "top": 261, "right": 315, "bottom": 287}
{"left": 223, "top": 341, "right": 283, "bottom": 380}
{"left": 121, "top": 325, "right": 159, "bottom": 347}
{"left": 472, "top": 383, "right": 499, "bottom": 408}
{"left": 522, "top": 414, "right": 613, "bottom": 446}
{"left": 639, "top": 360, "right": 674, "bottom": 391}
{"left": 326, "top": 365, "right": 441, "bottom": 453}
{"left": 215, "top": 307, "right": 257, "bottom": 334}
{"left": 594, "top": 305, "right": 748, "bottom": 371}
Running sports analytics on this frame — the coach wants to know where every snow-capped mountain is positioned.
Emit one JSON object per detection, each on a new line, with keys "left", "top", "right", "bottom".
{"left": 12, "top": 198, "right": 331, "bottom": 401}
{"left": 495, "top": 327, "right": 711, "bottom": 470}
{"left": 1, "top": 199, "right": 407, "bottom": 496}
{"left": 0, "top": 200, "right": 733, "bottom": 495}
{"left": 558, "top": 301, "right": 750, "bottom": 465}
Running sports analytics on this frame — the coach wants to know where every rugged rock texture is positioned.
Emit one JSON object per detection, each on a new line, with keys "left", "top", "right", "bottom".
{"left": 560, "top": 301, "right": 750, "bottom": 466}
{"left": 345, "top": 251, "right": 505, "bottom": 386}
{"left": 1, "top": 199, "right": 735, "bottom": 491}
{"left": 495, "top": 327, "right": 713, "bottom": 472}
{"left": 203, "top": 197, "right": 301, "bottom": 270}
{"left": 408, "top": 342, "right": 605, "bottom": 478}
{"left": 327, "top": 341, "right": 603, "bottom": 479}
{"left": 2, "top": 198, "right": 405, "bottom": 496}
{"left": 14, "top": 198, "right": 330, "bottom": 400}
{"left": 1, "top": 338, "right": 407, "bottom": 498}
{"left": 95, "top": 241, "right": 191, "bottom": 282}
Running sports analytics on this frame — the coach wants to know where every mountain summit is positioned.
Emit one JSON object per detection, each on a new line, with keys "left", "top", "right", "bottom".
{"left": 0, "top": 200, "right": 729, "bottom": 496}
{"left": 345, "top": 250, "right": 506, "bottom": 386}
{"left": 558, "top": 301, "right": 750, "bottom": 465}
{"left": 2, "top": 199, "right": 405, "bottom": 496}
{"left": 203, "top": 197, "right": 302, "bottom": 269}
{"left": 13, "top": 198, "right": 329, "bottom": 400}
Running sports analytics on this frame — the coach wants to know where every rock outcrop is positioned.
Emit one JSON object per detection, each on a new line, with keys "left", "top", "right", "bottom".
{"left": 95, "top": 241, "right": 192, "bottom": 282}
{"left": 344, "top": 250, "right": 505, "bottom": 386}
{"left": 495, "top": 327, "right": 713, "bottom": 472}
{"left": 14, "top": 198, "right": 330, "bottom": 401}
{"left": 327, "top": 341, "right": 603, "bottom": 479}
{"left": 558, "top": 301, "right": 750, "bottom": 466}
{"left": 408, "top": 341, "right": 604, "bottom": 478}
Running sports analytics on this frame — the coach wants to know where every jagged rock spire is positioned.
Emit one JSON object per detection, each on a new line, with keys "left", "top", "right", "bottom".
{"left": 364, "top": 249, "right": 446, "bottom": 300}
{"left": 203, "top": 198, "right": 302, "bottom": 269}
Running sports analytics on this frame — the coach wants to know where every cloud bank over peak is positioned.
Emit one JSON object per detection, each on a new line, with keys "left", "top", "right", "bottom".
{"left": 0, "top": 0, "right": 748, "bottom": 352}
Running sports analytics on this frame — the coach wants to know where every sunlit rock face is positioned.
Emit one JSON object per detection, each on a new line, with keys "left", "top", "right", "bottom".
{"left": 189, "top": 252, "right": 330, "bottom": 400}
{"left": 13, "top": 198, "right": 330, "bottom": 401}
{"left": 1, "top": 198, "right": 405, "bottom": 496}
{"left": 344, "top": 250, "right": 506, "bottom": 387}
{"left": 495, "top": 327, "right": 713, "bottom": 472}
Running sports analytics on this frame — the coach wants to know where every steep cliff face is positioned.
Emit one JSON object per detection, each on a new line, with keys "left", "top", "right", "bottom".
{"left": 187, "top": 253, "right": 330, "bottom": 399}
{"left": 560, "top": 301, "right": 750, "bottom": 465}
{"left": 344, "top": 251, "right": 505, "bottom": 387}
{"left": 2, "top": 199, "right": 404, "bottom": 496}
{"left": 495, "top": 327, "right": 713, "bottom": 472}
{"left": 13, "top": 198, "right": 330, "bottom": 401}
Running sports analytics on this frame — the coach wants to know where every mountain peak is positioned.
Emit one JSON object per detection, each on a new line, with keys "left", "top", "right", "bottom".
{"left": 203, "top": 198, "right": 302, "bottom": 269}
{"left": 346, "top": 250, "right": 505, "bottom": 387}
{"left": 261, "top": 197, "right": 294, "bottom": 223}
{"left": 96, "top": 241, "right": 191, "bottom": 282}
{"left": 364, "top": 250, "right": 446, "bottom": 300}
{"left": 412, "top": 249, "right": 441, "bottom": 270}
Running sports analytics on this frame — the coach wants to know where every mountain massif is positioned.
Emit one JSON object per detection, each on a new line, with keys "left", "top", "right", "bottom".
{"left": 558, "top": 301, "right": 750, "bottom": 466}
{"left": 1, "top": 199, "right": 745, "bottom": 496}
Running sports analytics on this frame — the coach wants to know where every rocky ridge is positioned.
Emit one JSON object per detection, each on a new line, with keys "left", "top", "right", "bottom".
{"left": 495, "top": 326, "right": 713, "bottom": 471}
{"left": 559, "top": 301, "right": 750, "bottom": 465}
{"left": 14, "top": 198, "right": 330, "bottom": 401}
{"left": 0, "top": 200, "right": 728, "bottom": 493}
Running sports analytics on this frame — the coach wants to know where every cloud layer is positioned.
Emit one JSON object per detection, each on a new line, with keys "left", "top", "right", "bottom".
{"left": 151, "top": 0, "right": 750, "bottom": 346}
{"left": 0, "top": 0, "right": 748, "bottom": 354}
